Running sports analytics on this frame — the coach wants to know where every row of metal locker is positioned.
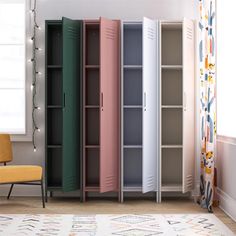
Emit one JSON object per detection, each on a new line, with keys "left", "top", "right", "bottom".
{"left": 45, "top": 17, "right": 195, "bottom": 202}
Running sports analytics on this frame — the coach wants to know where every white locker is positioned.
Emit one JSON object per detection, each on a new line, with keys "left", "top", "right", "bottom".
{"left": 142, "top": 17, "right": 158, "bottom": 194}
{"left": 159, "top": 19, "right": 195, "bottom": 197}
{"left": 182, "top": 18, "right": 195, "bottom": 193}
{"left": 121, "top": 18, "right": 159, "bottom": 202}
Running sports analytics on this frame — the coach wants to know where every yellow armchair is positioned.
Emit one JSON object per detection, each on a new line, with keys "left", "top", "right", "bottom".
{"left": 0, "top": 134, "right": 45, "bottom": 208}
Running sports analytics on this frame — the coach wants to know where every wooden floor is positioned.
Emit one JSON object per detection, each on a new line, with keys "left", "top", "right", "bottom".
{"left": 0, "top": 197, "right": 235, "bottom": 234}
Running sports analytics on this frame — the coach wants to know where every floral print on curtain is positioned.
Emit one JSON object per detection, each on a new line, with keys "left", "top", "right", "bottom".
{"left": 199, "top": 0, "right": 216, "bottom": 212}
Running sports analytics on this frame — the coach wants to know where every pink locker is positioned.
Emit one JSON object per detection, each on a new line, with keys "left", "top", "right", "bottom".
{"left": 83, "top": 18, "right": 120, "bottom": 201}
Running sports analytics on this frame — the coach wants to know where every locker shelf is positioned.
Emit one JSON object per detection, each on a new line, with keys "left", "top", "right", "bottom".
{"left": 47, "top": 145, "right": 62, "bottom": 148}
{"left": 85, "top": 145, "right": 100, "bottom": 148}
{"left": 85, "top": 105, "right": 99, "bottom": 108}
{"left": 85, "top": 65, "right": 99, "bottom": 69}
{"left": 161, "top": 184, "right": 182, "bottom": 192}
{"left": 124, "top": 145, "right": 142, "bottom": 148}
{"left": 161, "top": 22, "right": 182, "bottom": 28}
{"left": 123, "top": 185, "right": 142, "bottom": 192}
{"left": 123, "top": 105, "right": 142, "bottom": 109}
{"left": 161, "top": 145, "right": 182, "bottom": 149}
{"left": 47, "top": 105, "right": 63, "bottom": 109}
{"left": 84, "top": 186, "right": 99, "bottom": 192}
{"left": 123, "top": 65, "right": 142, "bottom": 69}
{"left": 47, "top": 65, "right": 62, "bottom": 69}
{"left": 47, "top": 186, "right": 63, "bottom": 191}
{"left": 161, "top": 65, "right": 182, "bottom": 69}
{"left": 162, "top": 105, "right": 183, "bottom": 109}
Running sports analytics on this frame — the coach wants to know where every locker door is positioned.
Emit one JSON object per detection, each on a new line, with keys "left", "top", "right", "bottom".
{"left": 142, "top": 17, "right": 158, "bottom": 193}
{"left": 62, "top": 17, "right": 82, "bottom": 192}
{"left": 182, "top": 18, "right": 195, "bottom": 193}
{"left": 100, "top": 17, "right": 120, "bottom": 193}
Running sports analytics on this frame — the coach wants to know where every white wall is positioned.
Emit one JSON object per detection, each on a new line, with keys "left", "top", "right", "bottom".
{"left": 37, "top": 0, "right": 197, "bottom": 21}
{"left": 2, "top": 0, "right": 198, "bottom": 196}
{"left": 216, "top": 137, "right": 236, "bottom": 221}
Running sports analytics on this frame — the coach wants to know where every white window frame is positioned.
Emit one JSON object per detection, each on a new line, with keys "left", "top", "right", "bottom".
{"left": 0, "top": 0, "right": 32, "bottom": 141}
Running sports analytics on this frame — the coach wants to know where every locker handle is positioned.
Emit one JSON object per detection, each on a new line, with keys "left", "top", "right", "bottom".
{"left": 183, "top": 92, "right": 187, "bottom": 111}
{"left": 144, "top": 92, "right": 146, "bottom": 111}
{"left": 101, "top": 92, "right": 103, "bottom": 111}
{"left": 63, "top": 93, "right": 66, "bottom": 108}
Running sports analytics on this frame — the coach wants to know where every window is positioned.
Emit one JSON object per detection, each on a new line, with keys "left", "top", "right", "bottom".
{"left": 217, "top": 0, "right": 236, "bottom": 138}
{"left": 0, "top": 0, "right": 26, "bottom": 134}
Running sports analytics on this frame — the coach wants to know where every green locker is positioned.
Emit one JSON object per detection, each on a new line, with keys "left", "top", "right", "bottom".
{"left": 45, "top": 18, "right": 83, "bottom": 198}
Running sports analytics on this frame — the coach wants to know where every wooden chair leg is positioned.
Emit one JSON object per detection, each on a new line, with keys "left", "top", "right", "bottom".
{"left": 41, "top": 179, "right": 45, "bottom": 208}
{"left": 7, "top": 184, "right": 14, "bottom": 200}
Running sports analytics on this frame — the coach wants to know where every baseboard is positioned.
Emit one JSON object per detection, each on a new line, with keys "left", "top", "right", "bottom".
{"left": 0, "top": 185, "right": 41, "bottom": 197}
{"left": 217, "top": 187, "right": 236, "bottom": 222}
{"left": 191, "top": 182, "right": 200, "bottom": 203}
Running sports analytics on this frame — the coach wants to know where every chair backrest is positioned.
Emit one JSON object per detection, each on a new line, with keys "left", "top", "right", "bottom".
{"left": 0, "top": 134, "right": 13, "bottom": 164}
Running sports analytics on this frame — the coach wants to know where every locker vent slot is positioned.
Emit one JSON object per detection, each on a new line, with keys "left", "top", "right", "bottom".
{"left": 147, "top": 27, "right": 155, "bottom": 40}
{"left": 105, "top": 27, "right": 115, "bottom": 40}
{"left": 63, "top": 175, "right": 77, "bottom": 189}
{"left": 186, "top": 27, "right": 193, "bottom": 40}
{"left": 146, "top": 176, "right": 154, "bottom": 187}
{"left": 67, "top": 27, "right": 79, "bottom": 38}
{"left": 105, "top": 175, "right": 115, "bottom": 187}
{"left": 186, "top": 175, "right": 193, "bottom": 188}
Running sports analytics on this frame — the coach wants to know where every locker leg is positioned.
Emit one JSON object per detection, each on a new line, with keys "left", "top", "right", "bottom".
{"left": 80, "top": 189, "right": 83, "bottom": 202}
{"left": 120, "top": 191, "right": 124, "bottom": 203}
{"left": 83, "top": 191, "right": 86, "bottom": 202}
{"left": 118, "top": 191, "right": 121, "bottom": 203}
{"left": 45, "top": 189, "right": 48, "bottom": 203}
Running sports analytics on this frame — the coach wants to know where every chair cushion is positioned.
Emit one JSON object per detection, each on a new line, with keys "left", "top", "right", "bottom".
{"left": 0, "top": 165, "right": 42, "bottom": 184}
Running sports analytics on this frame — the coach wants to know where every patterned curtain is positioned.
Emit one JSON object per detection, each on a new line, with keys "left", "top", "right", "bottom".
{"left": 198, "top": 0, "right": 216, "bottom": 213}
